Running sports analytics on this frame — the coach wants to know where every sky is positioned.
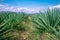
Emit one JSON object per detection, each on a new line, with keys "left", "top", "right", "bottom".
{"left": 0, "top": 0, "right": 60, "bottom": 7}
{"left": 0, "top": 0, "right": 60, "bottom": 13}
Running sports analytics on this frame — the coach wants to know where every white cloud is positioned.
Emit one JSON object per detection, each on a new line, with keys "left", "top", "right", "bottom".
{"left": 49, "top": 4, "right": 60, "bottom": 9}
{"left": 0, "top": 4, "right": 45, "bottom": 13}
{"left": 53, "top": 5, "right": 60, "bottom": 8}
{"left": 0, "top": 4, "right": 60, "bottom": 13}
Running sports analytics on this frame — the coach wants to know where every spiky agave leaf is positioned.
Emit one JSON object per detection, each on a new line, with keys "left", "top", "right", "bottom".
{"left": 32, "top": 9, "right": 60, "bottom": 40}
{"left": 0, "top": 12, "right": 27, "bottom": 40}
{"left": 0, "top": 12, "right": 15, "bottom": 40}
{"left": 12, "top": 12, "right": 27, "bottom": 31}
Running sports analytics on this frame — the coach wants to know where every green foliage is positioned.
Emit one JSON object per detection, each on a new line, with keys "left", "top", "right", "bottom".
{"left": 0, "top": 13, "right": 14, "bottom": 40}
{"left": 0, "top": 9, "right": 60, "bottom": 40}
{"left": 32, "top": 9, "right": 60, "bottom": 40}
{"left": 0, "top": 12, "right": 26, "bottom": 40}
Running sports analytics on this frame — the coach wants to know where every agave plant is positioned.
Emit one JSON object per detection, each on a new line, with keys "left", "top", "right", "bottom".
{"left": 0, "top": 12, "right": 15, "bottom": 40}
{"left": 0, "top": 12, "right": 26, "bottom": 40}
{"left": 32, "top": 9, "right": 60, "bottom": 40}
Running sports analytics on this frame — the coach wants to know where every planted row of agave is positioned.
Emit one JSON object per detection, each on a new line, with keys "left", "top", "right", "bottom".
{"left": 0, "top": 9, "right": 60, "bottom": 40}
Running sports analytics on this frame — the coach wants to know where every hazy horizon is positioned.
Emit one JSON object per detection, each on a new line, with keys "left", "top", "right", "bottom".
{"left": 0, "top": 0, "right": 60, "bottom": 13}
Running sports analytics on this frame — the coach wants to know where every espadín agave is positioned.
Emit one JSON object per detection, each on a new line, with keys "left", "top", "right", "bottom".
{"left": 0, "top": 13, "right": 14, "bottom": 40}
{"left": 0, "top": 12, "right": 26, "bottom": 40}
{"left": 32, "top": 9, "right": 60, "bottom": 40}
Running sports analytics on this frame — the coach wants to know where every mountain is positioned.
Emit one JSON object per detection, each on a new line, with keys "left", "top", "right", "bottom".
{"left": 0, "top": 4, "right": 60, "bottom": 13}
{"left": 0, "top": 4, "right": 41, "bottom": 13}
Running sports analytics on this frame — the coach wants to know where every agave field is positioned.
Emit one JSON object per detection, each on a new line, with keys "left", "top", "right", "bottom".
{"left": 0, "top": 9, "right": 60, "bottom": 40}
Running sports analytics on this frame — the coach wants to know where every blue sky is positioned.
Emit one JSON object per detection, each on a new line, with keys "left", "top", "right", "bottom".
{"left": 0, "top": 0, "right": 60, "bottom": 13}
{"left": 0, "top": 0, "right": 60, "bottom": 7}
